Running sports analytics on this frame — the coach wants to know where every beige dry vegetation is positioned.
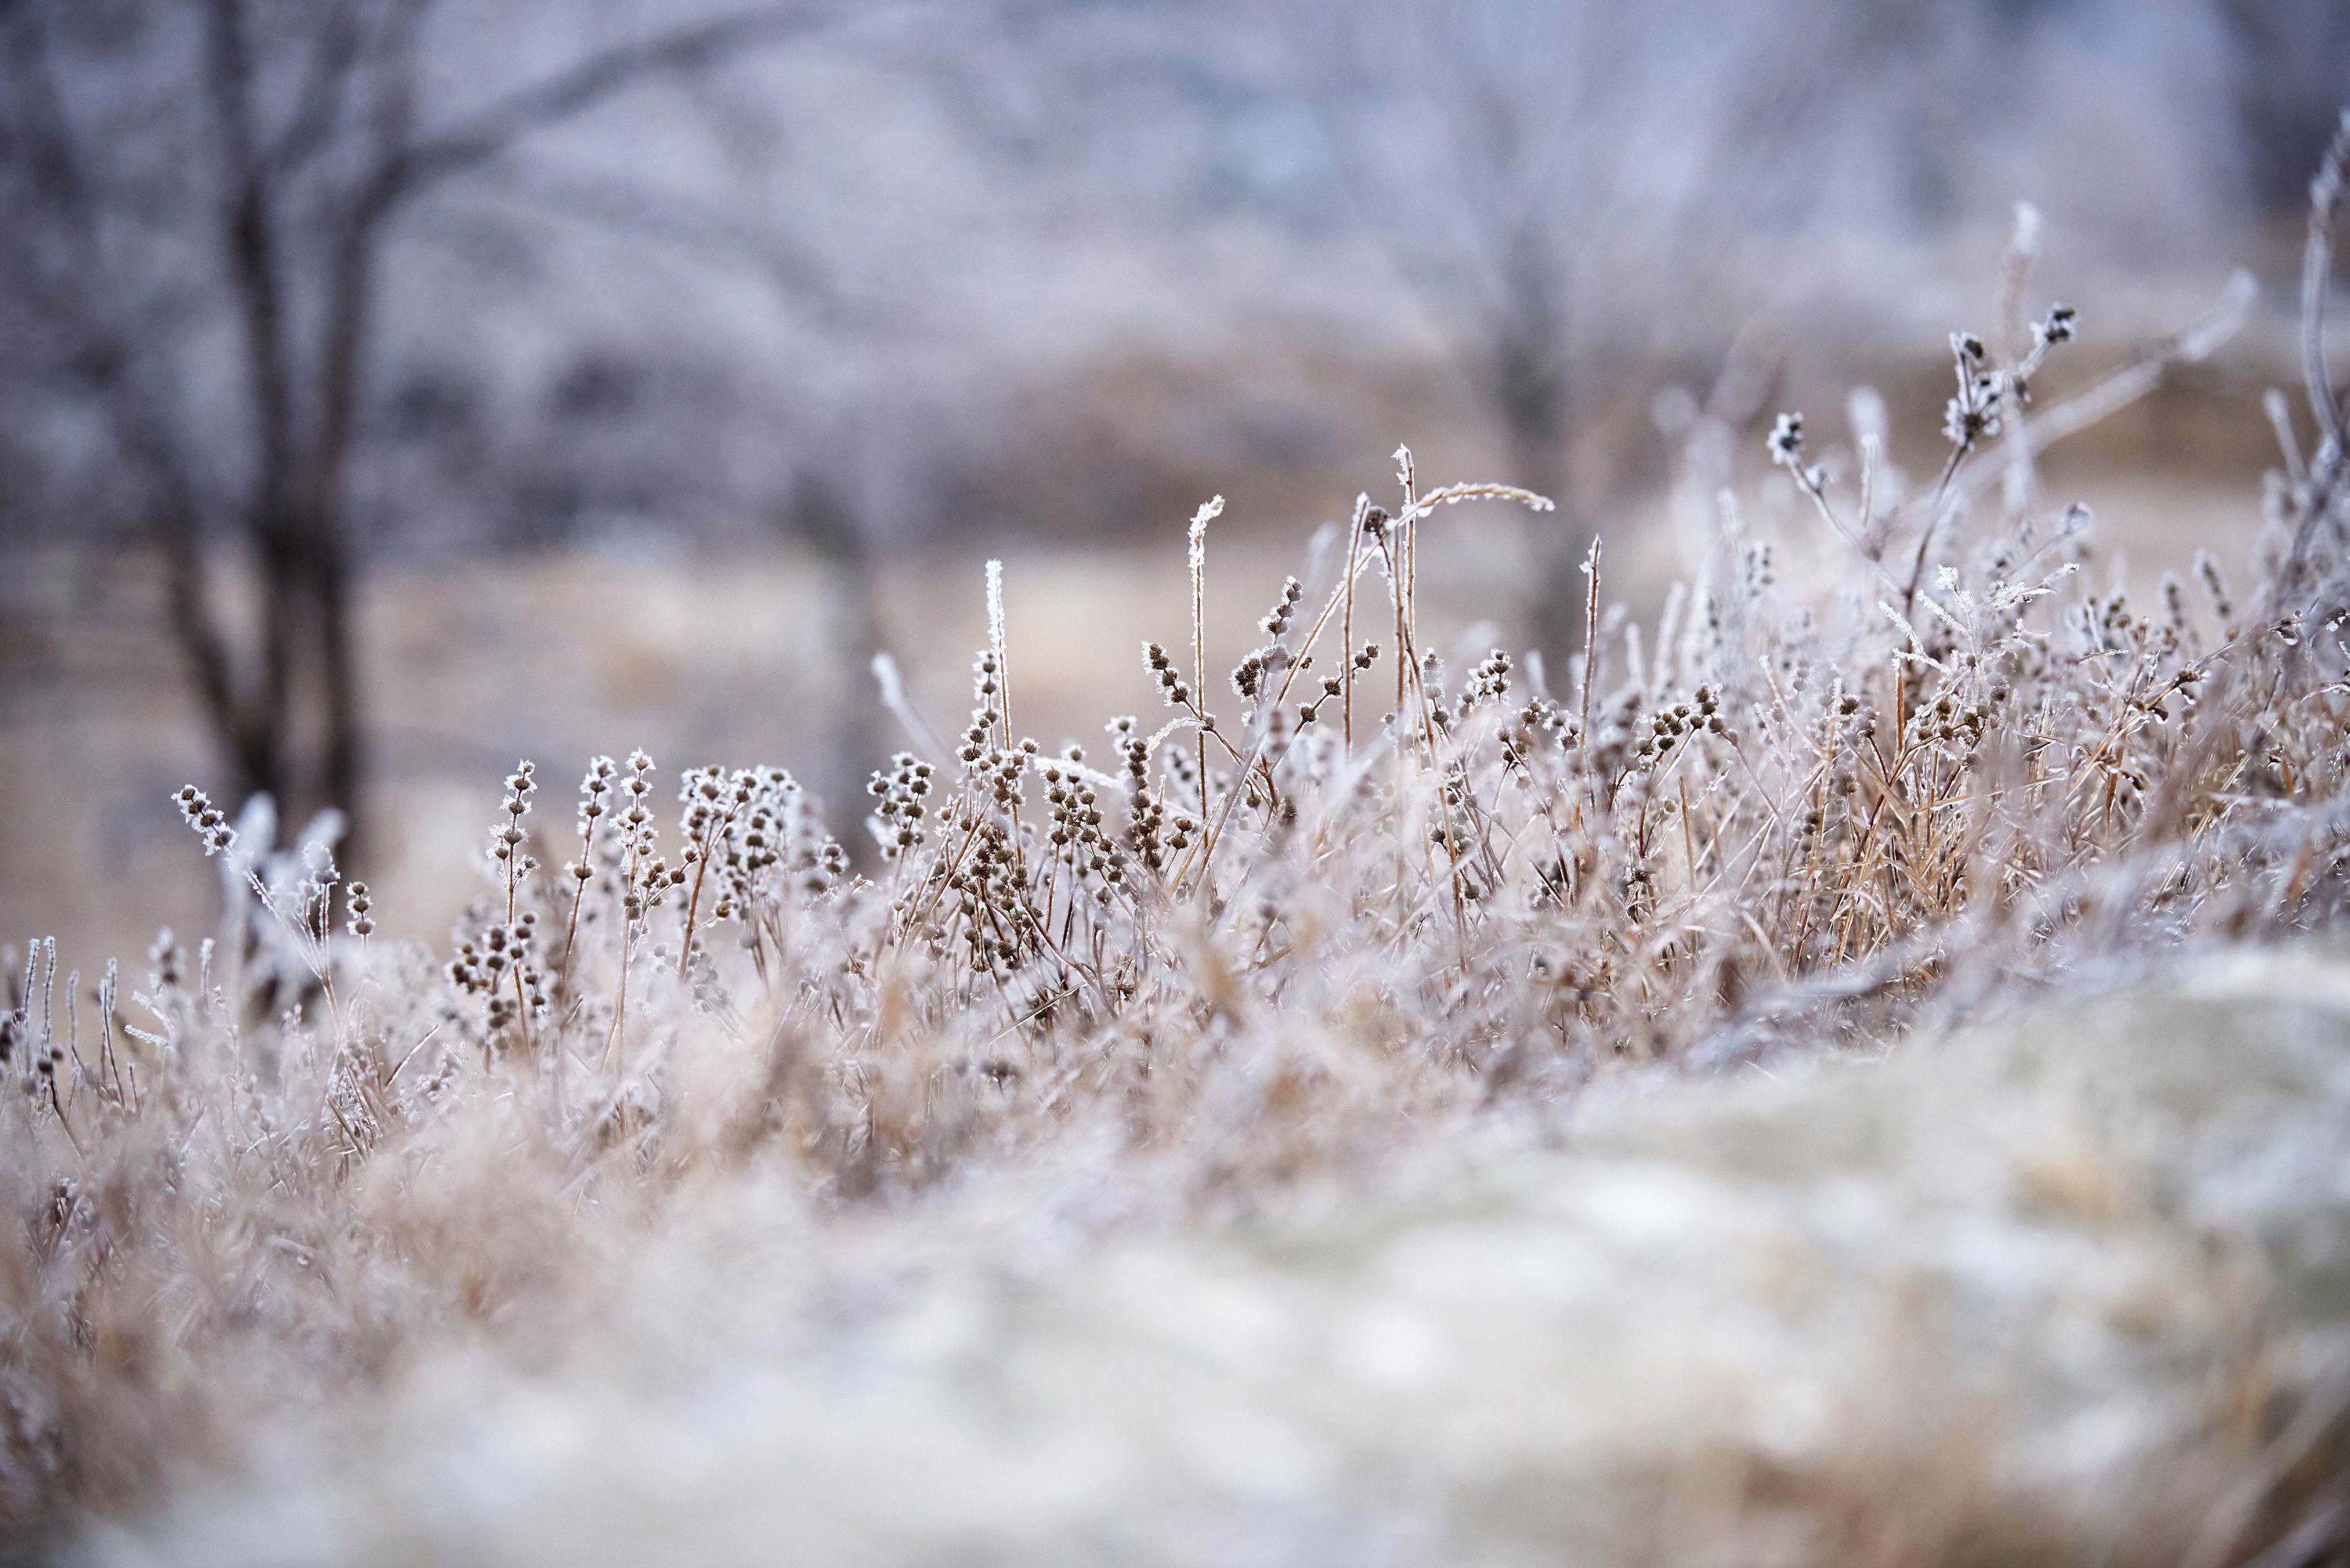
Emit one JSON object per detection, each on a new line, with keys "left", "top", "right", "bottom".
{"left": 5, "top": 117, "right": 2350, "bottom": 1567}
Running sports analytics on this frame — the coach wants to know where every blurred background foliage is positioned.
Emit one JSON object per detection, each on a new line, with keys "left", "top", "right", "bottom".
{"left": 2, "top": 0, "right": 2345, "bottom": 954}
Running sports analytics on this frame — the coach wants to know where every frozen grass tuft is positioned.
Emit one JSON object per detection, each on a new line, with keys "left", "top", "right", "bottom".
{"left": 7, "top": 121, "right": 2350, "bottom": 1563}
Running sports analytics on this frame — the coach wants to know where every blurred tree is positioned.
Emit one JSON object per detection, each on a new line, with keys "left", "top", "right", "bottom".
{"left": 1274, "top": 0, "right": 1866, "bottom": 665}
{"left": 0, "top": 0, "right": 2302, "bottom": 870}
{"left": 2218, "top": 0, "right": 2350, "bottom": 212}
{"left": 0, "top": 0, "right": 858, "bottom": 858}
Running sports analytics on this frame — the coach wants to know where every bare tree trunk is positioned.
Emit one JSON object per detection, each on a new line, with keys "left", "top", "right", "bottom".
{"left": 11, "top": 0, "right": 862, "bottom": 870}
{"left": 298, "top": 178, "right": 400, "bottom": 867}
{"left": 203, "top": 0, "right": 314, "bottom": 826}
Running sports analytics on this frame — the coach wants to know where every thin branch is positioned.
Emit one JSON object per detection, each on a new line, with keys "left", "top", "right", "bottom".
{"left": 261, "top": 2, "right": 369, "bottom": 178}
{"left": 386, "top": 4, "right": 865, "bottom": 201}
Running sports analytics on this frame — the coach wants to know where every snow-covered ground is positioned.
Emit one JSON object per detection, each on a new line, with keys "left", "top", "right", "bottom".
{"left": 85, "top": 949, "right": 2350, "bottom": 1567}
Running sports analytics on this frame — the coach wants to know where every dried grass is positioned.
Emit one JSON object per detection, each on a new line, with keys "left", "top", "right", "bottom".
{"left": 5, "top": 112, "right": 2350, "bottom": 1566}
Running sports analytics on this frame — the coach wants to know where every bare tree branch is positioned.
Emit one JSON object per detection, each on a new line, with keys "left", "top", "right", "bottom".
{"left": 474, "top": 157, "right": 850, "bottom": 324}
{"left": 386, "top": 3, "right": 859, "bottom": 201}
{"left": 2, "top": 0, "right": 930, "bottom": 855}
{"left": 261, "top": 1, "right": 370, "bottom": 178}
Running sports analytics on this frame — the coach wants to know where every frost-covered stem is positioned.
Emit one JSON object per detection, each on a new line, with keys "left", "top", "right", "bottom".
{"left": 678, "top": 795, "right": 743, "bottom": 981}
{"left": 1904, "top": 446, "right": 1970, "bottom": 620}
{"left": 504, "top": 873, "right": 533, "bottom": 1037}
{"left": 608, "top": 842, "right": 638, "bottom": 1067}
{"left": 677, "top": 838, "right": 712, "bottom": 984}
{"left": 561, "top": 821, "right": 594, "bottom": 985}
{"left": 985, "top": 558, "right": 1011, "bottom": 750}
{"left": 1186, "top": 498, "right": 1220, "bottom": 814}
{"left": 1343, "top": 493, "right": 1367, "bottom": 753}
{"left": 2304, "top": 109, "right": 2350, "bottom": 442}
{"left": 1578, "top": 537, "right": 1602, "bottom": 811}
